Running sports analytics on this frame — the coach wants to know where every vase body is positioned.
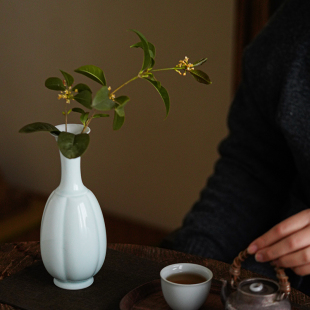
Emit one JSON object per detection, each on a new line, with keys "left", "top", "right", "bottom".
{"left": 40, "top": 124, "right": 107, "bottom": 290}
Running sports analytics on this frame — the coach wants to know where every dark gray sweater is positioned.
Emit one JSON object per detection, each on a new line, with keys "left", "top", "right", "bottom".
{"left": 173, "top": 0, "right": 310, "bottom": 295}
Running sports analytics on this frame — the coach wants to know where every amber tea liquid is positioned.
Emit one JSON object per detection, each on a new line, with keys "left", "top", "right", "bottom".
{"left": 166, "top": 273, "right": 207, "bottom": 284}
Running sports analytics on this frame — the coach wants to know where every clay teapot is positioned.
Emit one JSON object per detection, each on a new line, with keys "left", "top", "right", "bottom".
{"left": 221, "top": 249, "right": 291, "bottom": 310}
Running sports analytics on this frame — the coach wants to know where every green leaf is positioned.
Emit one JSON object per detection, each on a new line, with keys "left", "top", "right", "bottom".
{"left": 74, "top": 65, "right": 106, "bottom": 86}
{"left": 146, "top": 73, "right": 156, "bottom": 81}
{"left": 80, "top": 112, "right": 89, "bottom": 125}
{"left": 74, "top": 90, "right": 92, "bottom": 109}
{"left": 72, "top": 83, "right": 92, "bottom": 93}
{"left": 129, "top": 29, "right": 152, "bottom": 72}
{"left": 45, "top": 77, "right": 66, "bottom": 91}
{"left": 57, "top": 132, "right": 90, "bottom": 159}
{"left": 148, "top": 42, "right": 156, "bottom": 59}
{"left": 113, "top": 111, "right": 125, "bottom": 130}
{"left": 193, "top": 58, "right": 208, "bottom": 67}
{"left": 51, "top": 130, "right": 60, "bottom": 136}
{"left": 72, "top": 107, "right": 86, "bottom": 114}
{"left": 115, "top": 107, "right": 125, "bottom": 117}
{"left": 150, "top": 58, "right": 155, "bottom": 69}
{"left": 130, "top": 42, "right": 142, "bottom": 49}
{"left": 92, "top": 86, "right": 116, "bottom": 111}
{"left": 114, "top": 96, "right": 130, "bottom": 117}
{"left": 93, "top": 113, "right": 109, "bottom": 118}
{"left": 189, "top": 69, "right": 211, "bottom": 85}
{"left": 114, "top": 95, "right": 130, "bottom": 106}
{"left": 62, "top": 109, "right": 72, "bottom": 115}
{"left": 144, "top": 78, "right": 170, "bottom": 117}
{"left": 130, "top": 41, "right": 156, "bottom": 59}
{"left": 60, "top": 70, "right": 74, "bottom": 87}
{"left": 19, "top": 122, "right": 60, "bottom": 133}
{"left": 130, "top": 41, "right": 156, "bottom": 69}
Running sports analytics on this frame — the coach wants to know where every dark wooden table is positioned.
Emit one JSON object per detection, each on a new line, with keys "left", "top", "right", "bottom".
{"left": 0, "top": 242, "right": 310, "bottom": 309}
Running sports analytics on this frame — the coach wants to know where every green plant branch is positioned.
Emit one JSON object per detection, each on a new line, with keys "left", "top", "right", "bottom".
{"left": 152, "top": 67, "right": 180, "bottom": 72}
{"left": 64, "top": 103, "right": 68, "bottom": 132}
{"left": 109, "top": 66, "right": 180, "bottom": 97}
{"left": 110, "top": 76, "right": 139, "bottom": 96}
{"left": 80, "top": 66, "right": 175, "bottom": 133}
{"left": 20, "top": 30, "right": 211, "bottom": 160}
{"left": 82, "top": 110, "right": 96, "bottom": 133}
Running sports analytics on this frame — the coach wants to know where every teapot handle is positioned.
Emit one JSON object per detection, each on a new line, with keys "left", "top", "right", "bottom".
{"left": 229, "top": 249, "right": 291, "bottom": 299}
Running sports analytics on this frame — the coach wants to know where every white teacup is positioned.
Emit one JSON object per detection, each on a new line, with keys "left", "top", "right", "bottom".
{"left": 160, "top": 263, "right": 213, "bottom": 310}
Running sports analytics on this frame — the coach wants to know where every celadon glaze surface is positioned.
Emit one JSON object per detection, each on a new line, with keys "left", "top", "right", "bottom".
{"left": 40, "top": 124, "right": 107, "bottom": 290}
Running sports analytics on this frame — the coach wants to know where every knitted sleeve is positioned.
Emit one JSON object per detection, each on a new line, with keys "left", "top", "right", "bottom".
{"left": 173, "top": 67, "right": 294, "bottom": 263}
{"left": 172, "top": 0, "right": 302, "bottom": 263}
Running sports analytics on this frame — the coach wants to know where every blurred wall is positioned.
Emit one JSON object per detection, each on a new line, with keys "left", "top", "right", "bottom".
{"left": 0, "top": 1, "right": 235, "bottom": 231}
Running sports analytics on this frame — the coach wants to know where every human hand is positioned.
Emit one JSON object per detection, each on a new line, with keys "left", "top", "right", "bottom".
{"left": 247, "top": 209, "right": 310, "bottom": 276}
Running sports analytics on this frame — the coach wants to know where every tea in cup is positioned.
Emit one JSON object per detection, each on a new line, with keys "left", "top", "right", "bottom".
{"left": 160, "top": 263, "right": 213, "bottom": 310}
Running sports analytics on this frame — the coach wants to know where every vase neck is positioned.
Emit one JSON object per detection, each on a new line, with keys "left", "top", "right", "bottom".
{"left": 56, "top": 152, "right": 86, "bottom": 196}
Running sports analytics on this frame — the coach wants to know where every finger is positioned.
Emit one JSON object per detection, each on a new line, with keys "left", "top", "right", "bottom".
{"left": 273, "top": 246, "right": 310, "bottom": 269}
{"left": 255, "top": 225, "right": 310, "bottom": 262}
{"left": 248, "top": 209, "right": 310, "bottom": 254}
{"left": 292, "top": 262, "right": 310, "bottom": 276}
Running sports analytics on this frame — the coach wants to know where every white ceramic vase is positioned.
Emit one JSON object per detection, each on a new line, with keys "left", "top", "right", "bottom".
{"left": 40, "top": 124, "right": 107, "bottom": 290}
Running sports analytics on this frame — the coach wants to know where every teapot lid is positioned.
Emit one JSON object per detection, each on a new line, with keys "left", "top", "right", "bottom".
{"left": 239, "top": 278, "right": 279, "bottom": 297}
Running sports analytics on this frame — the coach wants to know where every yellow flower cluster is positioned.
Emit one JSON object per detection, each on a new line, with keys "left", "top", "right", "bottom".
{"left": 175, "top": 56, "right": 194, "bottom": 76}
{"left": 58, "top": 81, "right": 77, "bottom": 104}
{"left": 108, "top": 86, "right": 115, "bottom": 100}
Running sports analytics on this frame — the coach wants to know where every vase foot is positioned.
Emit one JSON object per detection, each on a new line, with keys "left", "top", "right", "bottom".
{"left": 54, "top": 277, "right": 94, "bottom": 290}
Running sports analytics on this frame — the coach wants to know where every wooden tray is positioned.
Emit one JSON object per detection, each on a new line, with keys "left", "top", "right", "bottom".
{"left": 119, "top": 279, "right": 224, "bottom": 310}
